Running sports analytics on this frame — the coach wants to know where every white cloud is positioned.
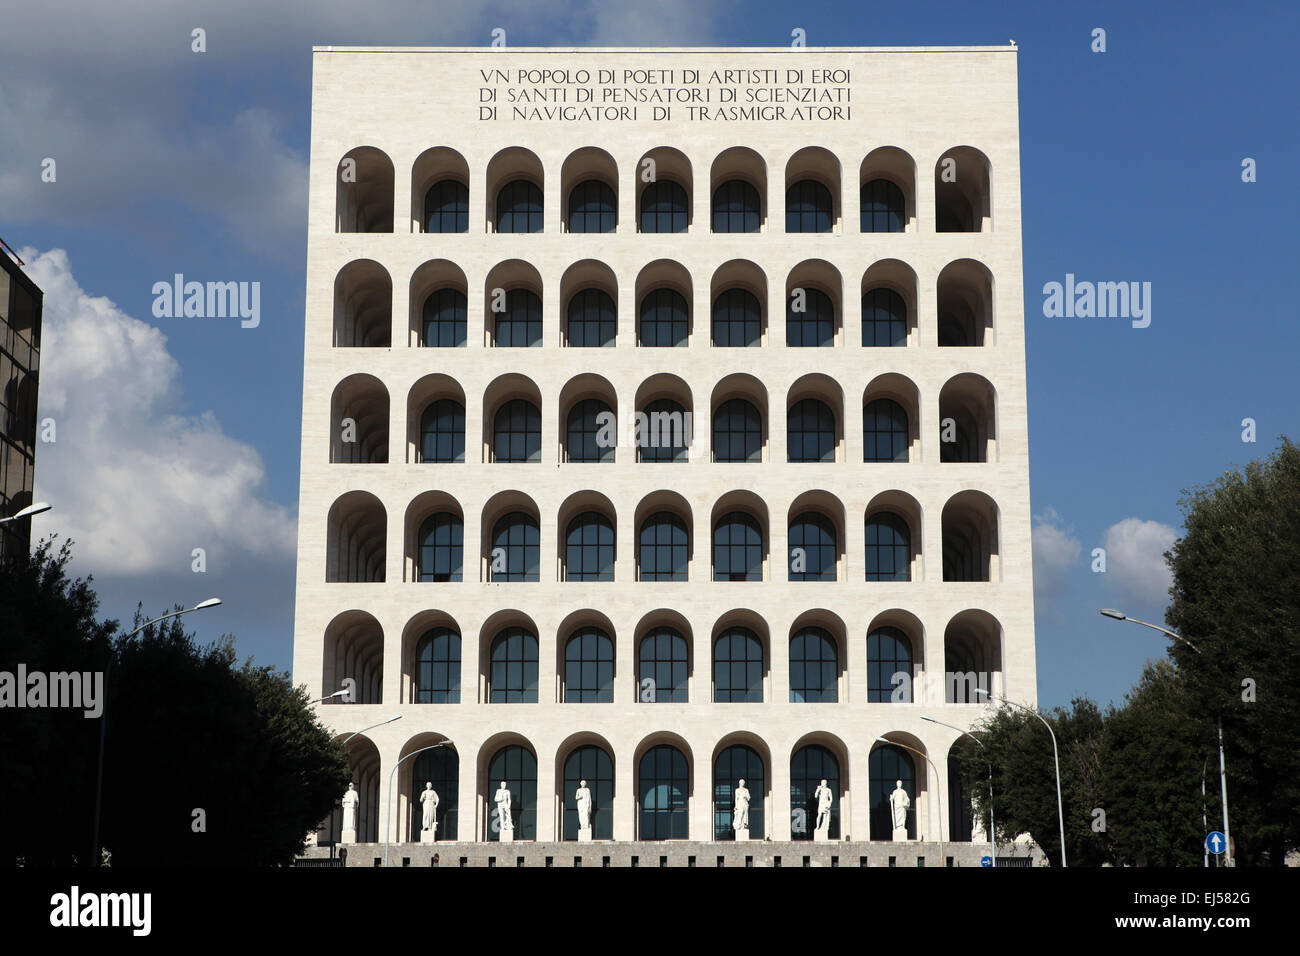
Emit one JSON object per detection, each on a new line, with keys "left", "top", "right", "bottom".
{"left": 1102, "top": 517, "right": 1178, "bottom": 609}
{"left": 1032, "top": 506, "right": 1082, "bottom": 606}
{"left": 24, "top": 247, "right": 296, "bottom": 575}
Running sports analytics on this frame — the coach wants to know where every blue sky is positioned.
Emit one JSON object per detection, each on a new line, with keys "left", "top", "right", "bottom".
{"left": 2, "top": 0, "right": 1296, "bottom": 709}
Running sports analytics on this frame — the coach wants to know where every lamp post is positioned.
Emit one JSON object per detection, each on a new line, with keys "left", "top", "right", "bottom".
{"left": 973, "top": 688, "right": 1067, "bottom": 867}
{"left": 1099, "top": 608, "right": 1233, "bottom": 867}
{"left": 0, "top": 501, "right": 51, "bottom": 524}
{"left": 386, "top": 741, "right": 453, "bottom": 866}
{"left": 875, "top": 737, "right": 944, "bottom": 864}
{"left": 311, "top": 690, "right": 350, "bottom": 704}
{"left": 921, "top": 715, "right": 995, "bottom": 867}
{"left": 329, "top": 715, "right": 402, "bottom": 857}
{"left": 91, "top": 597, "right": 222, "bottom": 866}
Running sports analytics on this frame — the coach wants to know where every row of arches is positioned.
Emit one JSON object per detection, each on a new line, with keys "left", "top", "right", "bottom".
{"left": 321, "top": 606, "right": 1004, "bottom": 708}
{"left": 324, "top": 487, "right": 1001, "bottom": 584}
{"left": 336, "top": 144, "right": 991, "bottom": 235}
{"left": 331, "top": 729, "right": 987, "bottom": 845}
{"left": 333, "top": 256, "right": 993, "bottom": 348}
{"left": 330, "top": 370, "right": 996, "bottom": 465}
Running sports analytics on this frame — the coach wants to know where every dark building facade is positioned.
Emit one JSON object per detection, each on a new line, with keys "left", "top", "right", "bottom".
{"left": 0, "top": 245, "right": 42, "bottom": 560}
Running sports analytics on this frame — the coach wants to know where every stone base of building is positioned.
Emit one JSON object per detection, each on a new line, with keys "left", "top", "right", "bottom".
{"left": 419, "top": 828, "right": 437, "bottom": 844}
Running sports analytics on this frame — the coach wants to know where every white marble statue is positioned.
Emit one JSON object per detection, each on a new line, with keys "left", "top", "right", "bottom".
{"left": 493, "top": 780, "right": 513, "bottom": 831}
{"left": 889, "top": 779, "right": 911, "bottom": 837}
{"left": 733, "top": 778, "right": 750, "bottom": 831}
{"left": 341, "top": 782, "right": 359, "bottom": 832}
{"left": 814, "top": 778, "right": 833, "bottom": 831}
{"left": 575, "top": 779, "right": 592, "bottom": 830}
{"left": 420, "top": 782, "right": 439, "bottom": 831}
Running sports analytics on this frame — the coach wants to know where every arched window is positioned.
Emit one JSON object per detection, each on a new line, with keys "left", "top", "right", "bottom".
{"left": 786, "top": 287, "right": 835, "bottom": 347}
{"left": 495, "top": 179, "right": 543, "bottom": 233}
{"left": 564, "top": 511, "right": 615, "bottom": 581}
{"left": 493, "top": 289, "right": 542, "bottom": 347}
{"left": 788, "top": 512, "right": 836, "bottom": 582}
{"left": 412, "top": 746, "right": 458, "bottom": 840}
{"left": 487, "top": 745, "right": 537, "bottom": 839}
{"left": 869, "top": 745, "right": 916, "bottom": 840}
{"left": 488, "top": 628, "right": 538, "bottom": 703}
{"left": 489, "top": 512, "right": 539, "bottom": 581}
{"left": 712, "top": 399, "right": 762, "bottom": 463}
{"left": 421, "top": 288, "right": 467, "bottom": 347}
{"left": 943, "top": 526, "right": 982, "bottom": 582}
{"left": 863, "top": 399, "right": 909, "bottom": 463}
{"left": 416, "top": 512, "right": 463, "bottom": 582}
{"left": 791, "top": 745, "right": 840, "bottom": 839}
{"left": 790, "top": 627, "right": 838, "bottom": 702}
{"left": 419, "top": 399, "right": 465, "bottom": 463}
{"left": 638, "top": 399, "right": 690, "bottom": 463}
{"left": 946, "top": 632, "right": 992, "bottom": 703}
{"left": 862, "top": 288, "right": 907, "bottom": 347}
{"left": 714, "top": 745, "right": 765, "bottom": 839}
{"left": 565, "top": 399, "right": 614, "bottom": 463}
{"left": 566, "top": 289, "right": 616, "bottom": 347}
{"left": 865, "top": 513, "right": 911, "bottom": 582}
{"left": 638, "top": 745, "right": 688, "bottom": 839}
{"left": 563, "top": 627, "right": 614, "bottom": 702}
{"left": 424, "top": 180, "right": 468, "bottom": 233}
{"left": 867, "top": 626, "right": 913, "bottom": 702}
{"left": 640, "top": 180, "right": 688, "bottom": 233}
{"left": 415, "top": 627, "right": 461, "bottom": 703}
{"left": 568, "top": 179, "right": 616, "bottom": 233}
{"left": 713, "top": 512, "right": 762, "bottom": 582}
{"left": 786, "top": 179, "right": 833, "bottom": 233}
{"left": 712, "top": 179, "right": 761, "bottom": 233}
{"left": 563, "top": 746, "right": 614, "bottom": 840}
{"left": 639, "top": 289, "right": 689, "bottom": 347}
{"left": 639, "top": 511, "right": 688, "bottom": 581}
{"left": 712, "top": 288, "right": 761, "bottom": 347}
{"left": 713, "top": 627, "right": 763, "bottom": 701}
{"left": 638, "top": 627, "right": 689, "bottom": 702}
{"left": 787, "top": 398, "right": 835, "bottom": 462}
{"left": 491, "top": 399, "right": 541, "bottom": 463}
{"left": 860, "top": 179, "right": 905, "bottom": 233}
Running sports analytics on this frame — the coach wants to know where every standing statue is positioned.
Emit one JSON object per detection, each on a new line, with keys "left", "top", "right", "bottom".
{"left": 420, "top": 782, "right": 439, "bottom": 831}
{"left": 814, "top": 778, "right": 834, "bottom": 831}
{"left": 493, "top": 780, "right": 513, "bottom": 831}
{"left": 575, "top": 779, "right": 593, "bottom": 830}
{"left": 733, "top": 778, "right": 751, "bottom": 831}
{"left": 889, "top": 779, "right": 911, "bottom": 837}
{"left": 341, "top": 782, "right": 359, "bottom": 833}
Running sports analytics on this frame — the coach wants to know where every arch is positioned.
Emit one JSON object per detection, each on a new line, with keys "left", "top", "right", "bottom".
{"left": 326, "top": 491, "right": 386, "bottom": 583}
{"left": 561, "top": 260, "right": 618, "bottom": 347}
{"left": 330, "top": 734, "right": 381, "bottom": 844}
{"left": 634, "top": 735, "right": 692, "bottom": 839}
{"left": 861, "top": 259, "right": 917, "bottom": 347}
{"left": 634, "top": 611, "right": 692, "bottom": 703}
{"left": 487, "top": 146, "right": 544, "bottom": 233}
{"left": 561, "top": 621, "right": 616, "bottom": 702}
{"left": 944, "top": 609, "right": 1004, "bottom": 703}
{"left": 635, "top": 373, "right": 694, "bottom": 462}
{"left": 935, "top": 145, "right": 991, "bottom": 232}
{"left": 401, "top": 609, "right": 462, "bottom": 703}
{"left": 405, "top": 490, "right": 464, "bottom": 583}
{"left": 711, "top": 373, "right": 768, "bottom": 463}
{"left": 941, "top": 490, "right": 1001, "bottom": 582}
{"left": 559, "top": 737, "right": 616, "bottom": 839}
{"left": 322, "top": 610, "right": 383, "bottom": 704}
{"left": 789, "top": 618, "right": 841, "bottom": 702}
{"left": 859, "top": 146, "right": 916, "bottom": 233}
{"left": 787, "top": 372, "right": 843, "bottom": 463}
{"left": 482, "top": 738, "right": 539, "bottom": 839}
{"left": 329, "top": 374, "right": 388, "bottom": 464}
{"left": 562, "top": 147, "right": 619, "bottom": 233}
{"left": 787, "top": 489, "right": 846, "bottom": 582}
{"left": 636, "top": 147, "right": 692, "bottom": 233}
{"left": 939, "top": 372, "right": 997, "bottom": 463}
{"left": 333, "top": 259, "right": 391, "bottom": 347}
{"left": 866, "top": 608, "right": 926, "bottom": 703}
{"left": 635, "top": 490, "right": 692, "bottom": 582}
{"left": 869, "top": 737, "right": 925, "bottom": 840}
{"left": 791, "top": 735, "right": 847, "bottom": 840}
{"left": 946, "top": 735, "right": 985, "bottom": 842}
{"left": 560, "top": 503, "right": 616, "bottom": 583}
{"left": 636, "top": 260, "right": 692, "bottom": 347}
{"left": 336, "top": 146, "right": 393, "bottom": 233}
{"left": 395, "top": 732, "right": 458, "bottom": 842}
{"left": 486, "top": 624, "right": 540, "bottom": 704}
{"left": 711, "top": 495, "right": 768, "bottom": 583}
{"left": 786, "top": 259, "right": 842, "bottom": 347}
{"left": 409, "top": 258, "right": 469, "bottom": 347}
{"left": 711, "top": 609, "right": 769, "bottom": 701}
{"left": 863, "top": 373, "right": 920, "bottom": 463}
{"left": 710, "top": 259, "right": 767, "bottom": 346}
{"left": 481, "top": 490, "right": 541, "bottom": 582}
{"left": 560, "top": 373, "right": 618, "bottom": 463}
{"left": 408, "top": 374, "right": 466, "bottom": 464}
{"left": 713, "top": 738, "right": 769, "bottom": 839}
{"left": 711, "top": 146, "right": 767, "bottom": 233}
{"left": 785, "top": 146, "right": 841, "bottom": 232}
{"left": 411, "top": 146, "right": 470, "bottom": 233}
{"left": 937, "top": 258, "right": 994, "bottom": 347}
{"left": 483, "top": 373, "right": 543, "bottom": 463}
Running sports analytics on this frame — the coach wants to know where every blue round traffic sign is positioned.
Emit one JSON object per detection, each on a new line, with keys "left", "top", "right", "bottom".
{"left": 1205, "top": 831, "right": 1226, "bottom": 854}
{"left": 980, "top": 855, "right": 993, "bottom": 867}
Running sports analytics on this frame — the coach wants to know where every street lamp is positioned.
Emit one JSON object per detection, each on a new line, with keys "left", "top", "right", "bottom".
{"left": 311, "top": 690, "right": 350, "bottom": 704}
{"left": 0, "top": 501, "right": 51, "bottom": 523}
{"left": 922, "top": 715, "right": 995, "bottom": 867}
{"left": 92, "top": 597, "right": 223, "bottom": 866}
{"left": 875, "top": 737, "right": 944, "bottom": 864}
{"left": 973, "top": 688, "right": 1068, "bottom": 867}
{"left": 1099, "top": 608, "right": 1232, "bottom": 866}
{"left": 385, "top": 741, "right": 453, "bottom": 866}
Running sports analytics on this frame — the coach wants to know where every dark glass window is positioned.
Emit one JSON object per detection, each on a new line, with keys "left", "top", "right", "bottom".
{"left": 564, "top": 626, "right": 614, "bottom": 702}
{"left": 790, "top": 627, "right": 838, "bottom": 702}
{"left": 711, "top": 288, "right": 761, "bottom": 347}
{"left": 638, "top": 399, "right": 690, "bottom": 463}
{"left": 639, "top": 288, "right": 689, "bottom": 347}
{"left": 945, "top": 633, "right": 993, "bottom": 703}
{"left": 712, "top": 399, "right": 762, "bottom": 463}
{"left": 419, "top": 399, "right": 465, "bottom": 463}
{"left": 714, "top": 745, "right": 765, "bottom": 839}
{"left": 638, "top": 627, "right": 689, "bottom": 703}
{"left": 860, "top": 179, "right": 905, "bottom": 233}
{"left": 713, "top": 627, "right": 763, "bottom": 701}
{"left": 564, "top": 511, "right": 615, "bottom": 582}
{"left": 788, "top": 512, "right": 836, "bottom": 582}
{"left": 417, "top": 512, "right": 463, "bottom": 582}
{"left": 488, "top": 628, "right": 538, "bottom": 703}
{"left": 943, "top": 526, "right": 983, "bottom": 581}
{"left": 864, "top": 399, "right": 909, "bottom": 463}
{"left": 424, "top": 180, "right": 469, "bottom": 233}
{"left": 568, "top": 179, "right": 616, "bottom": 233}
{"left": 487, "top": 745, "right": 537, "bottom": 839}
{"left": 493, "top": 288, "right": 542, "bottom": 347}
{"left": 638, "top": 511, "right": 688, "bottom": 581}
{"left": 495, "top": 179, "right": 543, "bottom": 233}
{"left": 563, "top": 746, "right": 614, "bottom": 840}
{"left": 712, "top": 179, "right": 761, "bottom": 233}
{"left": 867, "top": 626, "right": 913, "bottom": 703}
{"left": 713, "top": 512, "right": 762, "bottom": 582}
{"left": 412, "top": 746, "right": 458, "bottom": 840}
{"left": 786, "top": 287, "right": 835, "bottom": 347}
{"left": 566, "top": 288, "right": 616, "bottom": 347}
{"left": 491, "top": 399, "right": 541, "bottom": 462}
{"left": 787, "top": 398, "right": 835, "bottom": 462}
{"left": 869, "top": 745, "right": 916, "bottom": 840}
{"left": 566, "top": 399, "right": 614, "bottom": 463}
{"left": 638, "top": 745, "right": 688, "bottom": 840}
{"left": 791, "top": 746, "right": 840, "bottom": 840}
{"left": 421, "top": 288, "right": 467, "bottom": 347}
{"left": 940, "top": 411, "right": 979, "bottom": 462}
{"left": 639, "top": 180, "right": 688, "bottom": 233}
{"left": 415, "top": 627, "right": 461, "bottom": 703}
{"left": 866, "top": 512, "right": 911, "bottom": 582}
{"left": 862, "top": 288, "right": 907, "bottom": 347}
{"left": 489, "top": 512, "right": 539, "bottom": 582}
{"left": 786, "top": 179, "right": 833, "bottom": 233}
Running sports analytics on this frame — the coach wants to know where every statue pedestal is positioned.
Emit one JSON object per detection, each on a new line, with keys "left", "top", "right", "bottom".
{"left": 813, "top": 828, "right": 829, "bottom": 843}
{"left": 341, "top": 829, "right": 357, "bottom": 845}
{"left": 499, "top": 827, "right": 514, "bottom": 843}
{"left": 578, "top": 827, "right": 592, "bottom": 843}
{"left": 420, "top": 826, "right": 438, "bottom": 844}
{"left": 734, "top": 828, "right": 749, "bottom": 842}
{"left": 892, "top": 826, "right": 908, "bottom": 841}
